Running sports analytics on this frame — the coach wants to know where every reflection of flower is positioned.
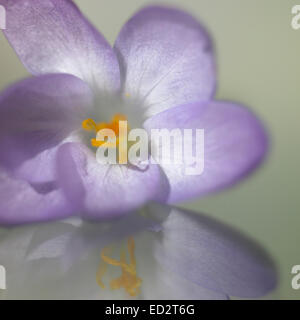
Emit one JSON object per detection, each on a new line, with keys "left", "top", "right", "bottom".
{"left": 0, "top": 204, "right": 276, "bottom": 299}
{"left": 0, "top": 0, "right": 275, "bottom": 299}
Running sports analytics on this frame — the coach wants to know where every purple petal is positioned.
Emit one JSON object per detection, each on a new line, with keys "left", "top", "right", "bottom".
{"left": 141, "top": 265, "right": 228, "bottom": 300}
{"left": 0, "top": 170, "right": 73, "bottom": 225}
{"left": 56, "top": 143, "right": 169, "bottom": 219}
{"left": 2, "top": 0, "right": 120, "bottom": 92}
{"left": 147, "top": 204, "right": 277, "bottom": 298}
{"left": 136, "top": 232, "right": 228, "bottom": 300}
{"left": 114, "top": 5, "right": 215, "bottom": 117}
{"left": 144, "top": 101, "right": 268, "bottom": 203}
{"left": 0, "top": 73, "right": 93, "bottom": 183}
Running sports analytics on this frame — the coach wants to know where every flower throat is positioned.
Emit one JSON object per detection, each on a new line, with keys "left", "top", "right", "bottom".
{"left": 82, "top": 113, "right": 131, "bottom": 164}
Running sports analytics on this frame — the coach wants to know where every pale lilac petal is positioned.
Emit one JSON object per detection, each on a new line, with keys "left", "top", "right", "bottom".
{"left": 3, "top": 0, "right": 120, "bottom": 92}
{"left": 141, "top": 266, "right": 228, "bottom": 300}
{"left": 0, "top": 170, "right": 73, "bottom": 225}
{"left": 136, "top": 232, "right": 228, "bottom": 300}
{"left": 144, "top": 101, "right": 268, "bottom": 203}
{"left": 114, "top": 5, "right": 215, "bottom": 117}
{"left": 147, "top": 204, "right": 277, "bottom": 298}
{"left": 0, "top": 73, "right": 93, "bottom": 183}
{"left": 0, "top": 213, "right": 159, "bottom": 299}
{"left": 56, "top": 143, "right": 169, "bottom": 219}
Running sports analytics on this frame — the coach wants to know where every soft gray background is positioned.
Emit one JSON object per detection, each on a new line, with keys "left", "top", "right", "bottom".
{"left": 0, "top": 0, "right": 299, "bottom": 299}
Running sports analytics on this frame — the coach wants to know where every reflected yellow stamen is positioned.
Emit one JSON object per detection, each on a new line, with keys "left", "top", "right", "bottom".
{"left": 96, "top": 237, "right": 142, "bottom": 297}
{"left": 96, "top": 260, "right": 107, "bottom": 289}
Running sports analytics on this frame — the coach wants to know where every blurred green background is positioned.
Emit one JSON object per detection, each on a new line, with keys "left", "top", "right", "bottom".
{"left": 0, "top": 0, "right": 299, "bottom": 299}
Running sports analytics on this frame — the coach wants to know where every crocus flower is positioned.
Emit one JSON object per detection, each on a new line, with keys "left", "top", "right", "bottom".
{"left": 0, "top": 0, "right": 276, "bottom": 299}
{"left": 0, "top": 0, "right": 267, "bottom": 223}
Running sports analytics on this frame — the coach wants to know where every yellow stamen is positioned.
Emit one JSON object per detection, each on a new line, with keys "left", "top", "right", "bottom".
{"left": 82, "top": 118, "right": 98, "bottom": 132}
{"left": 81, "top": 114, "right": 130, "bottom": 152}
{"left": 96, "top": 237, "right": 142, "bottom": 297}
